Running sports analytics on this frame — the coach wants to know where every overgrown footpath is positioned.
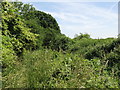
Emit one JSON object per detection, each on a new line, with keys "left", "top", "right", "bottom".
{"left": 1, "top": 1, "right": 120, "bottom": 88}
{"left": 2, "top": 49, "right": 119, "bottom": 88}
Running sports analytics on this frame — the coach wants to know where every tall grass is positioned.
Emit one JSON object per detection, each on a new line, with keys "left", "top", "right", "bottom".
{"left": 2, "top": 49, "right": 119, "bottom": 88}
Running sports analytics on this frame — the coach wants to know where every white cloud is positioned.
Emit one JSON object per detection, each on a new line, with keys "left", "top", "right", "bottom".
{"left": 44, "top": 3, "right": 117, "bottom": 38}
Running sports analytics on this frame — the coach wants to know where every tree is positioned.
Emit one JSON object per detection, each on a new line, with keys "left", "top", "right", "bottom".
{"left": 1, "top": 1, "right": 37, "bottom": 56}
{"left": 11, "top": 2, "right": 35, "bottom": 15}
{"left": 74, "top": 33, "right": 91, "bottom": 40}
{"left": 23, "top": 10, "right": 60, "bottom": 33}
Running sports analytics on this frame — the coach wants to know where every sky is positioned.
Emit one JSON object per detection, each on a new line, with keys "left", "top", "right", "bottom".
{"left": 24, "top": 1, "right": 118, "bottom": 39}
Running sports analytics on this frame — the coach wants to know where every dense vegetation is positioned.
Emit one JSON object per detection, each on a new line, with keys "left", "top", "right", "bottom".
{"left": 1, "top": 1, "right": 120, "bottom": 88}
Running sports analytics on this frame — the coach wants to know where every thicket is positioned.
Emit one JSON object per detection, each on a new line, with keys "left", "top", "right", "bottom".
{"left": 1, "top": 1, "right": 120, "bottom": 88}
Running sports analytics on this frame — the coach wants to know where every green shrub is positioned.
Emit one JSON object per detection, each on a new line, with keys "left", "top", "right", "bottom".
{"left": 2, "top": 35, "right": 17, "bottom": 68}
{"left": 3, "top": 49, "right": 119, "bottom": 88}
